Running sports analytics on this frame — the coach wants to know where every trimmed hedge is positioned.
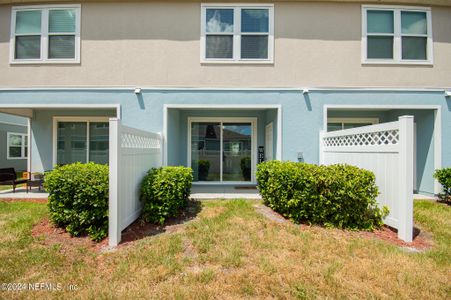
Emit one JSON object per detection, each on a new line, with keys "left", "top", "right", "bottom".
{"left": 44, "top": 162, "right": 109, "bottom": 241}
{"left": 257, "top": 161, "right": 388, "bottom": 230}
{"left": 140, "top": 166, "right": 193, "bottom": 224}
{"left": 434, "top": 168, "right": 451, "bottom": 201}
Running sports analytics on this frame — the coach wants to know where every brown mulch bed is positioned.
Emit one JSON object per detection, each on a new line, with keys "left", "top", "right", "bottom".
{"left": 31, "top": 200, "right": 202, "bottom": 253}
{"left": 254, "top": 204, "right": 433, "bottom": 251}
{"left": 120, "top": 200, "right": 202, "bottom": 247}
{"left": 357, "top": 225, "right": 433, "bottom": 250}
{"left": 32, "top": 218, "right": 108, "bottom": 253}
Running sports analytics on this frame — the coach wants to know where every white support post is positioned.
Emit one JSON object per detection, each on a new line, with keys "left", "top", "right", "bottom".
{"left": 398, "top": 115, "right": 414, "bottom": 242}
{"left": 108, "top": 118, "right": 121, "bottom": 247}
{"left": 27, "top": 117, "right": 32, "bottom": 173}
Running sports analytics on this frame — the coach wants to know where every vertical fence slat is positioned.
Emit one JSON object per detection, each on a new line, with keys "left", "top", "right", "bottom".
{"left": 109, "top": 118, "right": 121, "bottom": 247}
{"left": 398, "top": 116, "right": 414, "bottom": 242}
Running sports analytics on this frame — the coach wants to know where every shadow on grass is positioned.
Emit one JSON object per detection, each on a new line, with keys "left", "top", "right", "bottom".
{"left": 120, "top": 200, "right": 202, "bottom": 245}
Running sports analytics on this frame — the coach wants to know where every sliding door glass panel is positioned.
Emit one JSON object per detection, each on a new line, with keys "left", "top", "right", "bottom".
{"left": 223, "top": 123, "right": 252, "bottom": 182}
{"left": 89, "top": 122, "right": 109, "bottom": 165}
{"left": 57, "top": 122, "right": 87, "bottom": 165}
{"left": 191, "top": 122, "right": 221, "bottom": 181}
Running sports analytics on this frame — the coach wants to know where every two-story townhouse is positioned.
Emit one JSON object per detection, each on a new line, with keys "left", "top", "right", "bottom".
{"left": 0, "top": 0, "right": 450, "bottom": 196}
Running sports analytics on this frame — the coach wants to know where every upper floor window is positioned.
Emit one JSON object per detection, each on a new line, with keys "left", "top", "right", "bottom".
{"left": 362, "top": 6, "right": 432, "bottom": 64}
{"left": 201, "top": 4, "right": 274, "bottom": 63}
{"left": 10, "top": 5, "right": 81, "bottom": 64}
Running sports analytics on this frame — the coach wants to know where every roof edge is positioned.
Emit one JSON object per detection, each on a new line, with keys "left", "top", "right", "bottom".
{"left": 1, "top": 0, "right": 451, "bottom": 7}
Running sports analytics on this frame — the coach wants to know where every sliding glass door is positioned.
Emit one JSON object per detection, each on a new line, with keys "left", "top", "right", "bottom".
{"left": 190, "top": 118, "right": 255, "bottom": 183}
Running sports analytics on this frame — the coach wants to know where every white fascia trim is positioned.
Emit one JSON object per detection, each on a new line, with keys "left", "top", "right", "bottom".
{"left": 0, "top": 87, "right": 450, "bottom": 92}
{"left": 0, "top": 104, "right": 121, "bottom": 119}
{"left": 0, "top": 120, "right": 28, "bottom": 127}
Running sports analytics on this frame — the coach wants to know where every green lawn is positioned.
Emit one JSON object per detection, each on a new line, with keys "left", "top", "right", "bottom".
{"left": 0, "top": 199, "right": 449, "bottom": 299}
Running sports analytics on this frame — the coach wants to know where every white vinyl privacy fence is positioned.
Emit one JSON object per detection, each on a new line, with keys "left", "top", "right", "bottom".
{"left": 109, "top": 119, "right": 162, "bottom": 247}
{"left": 320, "top": 116, "right": 414, "bottom": 242}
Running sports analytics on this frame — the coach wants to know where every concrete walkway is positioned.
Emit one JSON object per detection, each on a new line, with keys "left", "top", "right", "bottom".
{"left": 190, "top": 193, "right": 262, "bottom": 200}
{"left": 0, "top": 188, "right": 48, "bottom": 199}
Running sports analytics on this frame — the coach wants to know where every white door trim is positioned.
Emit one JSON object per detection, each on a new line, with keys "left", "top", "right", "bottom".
{"left": 188, "top": 117, "right": 257, "bottom": 184}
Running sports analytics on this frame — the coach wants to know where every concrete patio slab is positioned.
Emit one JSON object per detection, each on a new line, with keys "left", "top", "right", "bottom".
{"left": 0, "top": 188, "right": 48, "bottom": 199}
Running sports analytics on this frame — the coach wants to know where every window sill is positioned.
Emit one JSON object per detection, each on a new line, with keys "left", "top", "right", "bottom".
{"left": 362, "top": 60, "right": 433, "bottom": 66}
{"left": 7, "top": 157, "right": 27, "bottom": 160}
{"left": 10, "top": 59, "right": 80, "bottom": 65}
{"left": 201, "top": 59, "right": 274, "bottom": 65}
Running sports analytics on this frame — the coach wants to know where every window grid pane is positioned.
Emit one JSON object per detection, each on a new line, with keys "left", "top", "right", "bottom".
{"left": 402, "top": 37, "right": 427, "bottom": 60}
{"left": 49, "top": 9, "right": 76, "bottom": 33}
{"left": 367, "top": 36, "right": 393, "bottom": 59}
{"left": 15, "top": 35, "right": 41, "bottom": 59}
{"left": 367, "top": 10, "right": 394, "bottom": 34}
{"left": 15, "top": 10, "right": 42, "bottom": 34}
{"left": 89, "top": 122, "right": 109, "bottom": 165}
{"left": 241, "top": 9, "right": 269, "bottom": 33}
{"left": 206, "top": 35, "right": 233, "bottom": 59}
{"left": 401, "top": 11, "right": 427, "bottom": 35}
{"left": 48, "top": 35, "right": 75, "bottom": 59}
{"left": 241, "top": 35, "right": 268, "bottom": 59}
{"left": 206, "top": 9, "right": 234, "bottom": 33}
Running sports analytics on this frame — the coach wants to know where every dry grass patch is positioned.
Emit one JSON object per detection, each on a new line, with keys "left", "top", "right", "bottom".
{"left": 0, "top": 199, "right": 449, "bottom": 299}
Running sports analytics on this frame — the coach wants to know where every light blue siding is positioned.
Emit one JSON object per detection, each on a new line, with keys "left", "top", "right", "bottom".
{"left": 0, "top": 89, "right": 449, "bottom": 194}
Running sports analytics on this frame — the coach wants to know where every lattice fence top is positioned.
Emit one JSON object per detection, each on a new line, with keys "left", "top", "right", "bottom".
{"left": 323, "top": 129, "right": 399, "bottom": 147}
{"left": 121, "top": 132, "right": 161, "bottom": 149}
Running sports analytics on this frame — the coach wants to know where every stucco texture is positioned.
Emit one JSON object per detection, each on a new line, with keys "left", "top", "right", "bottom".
{"left": 0, "top": 2, "right": 450, "bottom": 88}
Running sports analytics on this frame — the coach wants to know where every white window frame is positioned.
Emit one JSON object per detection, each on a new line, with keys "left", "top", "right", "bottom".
{"left": 10, "top": 4, "right": 81, "bottom": 64}
{"left": 327, "top": 117, "right": 379, "bottom": 131}
{"left": 200, "top": 3, "right": 274, "bottom": 64}
{"left": 52, "top": 116, "right": 109, "bottom": 166}
{"left": 361, "top": 5, "right": 433, "bottom": 65}
{"left": 7, "top": 132, "right": 28, "bottom": 160}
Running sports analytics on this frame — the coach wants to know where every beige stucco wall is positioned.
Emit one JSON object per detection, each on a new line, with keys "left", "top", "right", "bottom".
{"left": 0, "top": 2, "right": 450, "bottom": 88}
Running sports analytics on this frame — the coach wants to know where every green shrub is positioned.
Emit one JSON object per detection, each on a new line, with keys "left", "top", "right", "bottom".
{"left": 140, "top": 166, "right": 193, "bottom": 224}
{"left": 240, "top": 157, "right": 251, "bottom": 181}
{"left": 257, "top": 161, "right": 388, "bottom": 231}
{"left": 44, "top": 162, "right": 109, "bottom": 241}
{"left": 197, "top": 160, "right": 210, "bottom": 181}
{"left": 433, "top": 168, "right": 451, "bottom": 201}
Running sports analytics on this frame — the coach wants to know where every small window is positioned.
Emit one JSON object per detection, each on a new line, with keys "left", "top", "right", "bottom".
{"left": 327, "top": 118, "right": 379, "bottom": 132}
{"left": 362, "top": 6, "right": 432, "bottom": 64}
{"left": 10, "top": 5, "right": 80, "bottom": 64}
{"left": 201, "top": 4, "right": 274, "bottom": 63}
{"left": 7, "top": 133, "right": 28, "bottom": 159}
